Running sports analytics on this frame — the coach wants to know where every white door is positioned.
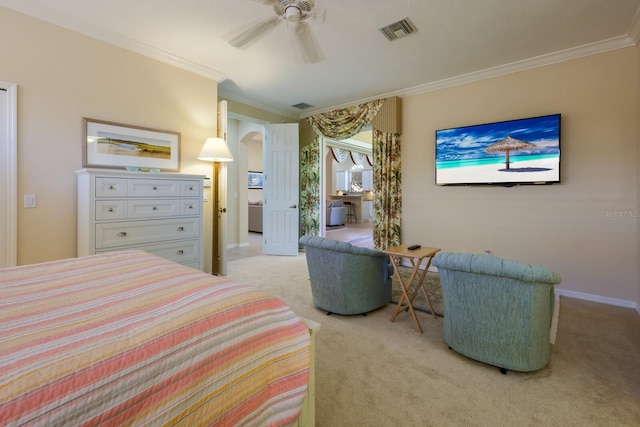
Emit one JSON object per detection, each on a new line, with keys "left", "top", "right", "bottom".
{"left": 0, "top": 82, "right": 17, "bottom": 268}
{"left": 263, "top": 123, "right": 299, "bottom": 256}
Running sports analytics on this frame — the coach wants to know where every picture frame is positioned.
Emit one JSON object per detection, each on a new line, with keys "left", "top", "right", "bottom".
{"left": 248, "top": 171, "right": 263, "bottom": 189}
{"left": 83, "top": 118, "right": 180, "bottom": 171}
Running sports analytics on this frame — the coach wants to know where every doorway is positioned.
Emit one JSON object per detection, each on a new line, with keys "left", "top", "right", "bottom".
{"left": 225, "top": 119, "right": 265, "bottom": 263}
{"left": 227, "top": 126, "right": 264, "bottom": 262}
{"left": 323, "top": 130, "right": 374, "bottom": 246}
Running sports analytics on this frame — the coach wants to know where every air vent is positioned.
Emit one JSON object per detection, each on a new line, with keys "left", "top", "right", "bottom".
{"left": 379, "top": 18, "right": 418, "bottom": 41}
{"left": 292, "top": 102, "right": 314, "bottom": 109}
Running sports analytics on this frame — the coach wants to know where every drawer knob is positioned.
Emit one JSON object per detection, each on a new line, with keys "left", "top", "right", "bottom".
{"left": 177, "top": 226, "right": 184, "bottom": 232}
{"left": 177, "top": 250, "right": 184, "bottom": 255}
{"left": 107, "top": 208, "right": 114, "bottom": 212}
{"left": 188, "top": 205, "right": 193, "bottom": 209}
{"left": 153, "top": 186, "right": 158, "bottom": 190}
{"left": 117, "top": 232, "right": 128, "bottom": 237}
{"left": 152, "top": 206, "right": 157, "bottom": 210}
{"left": 108, "top": 185, "right": 115, "bottom": 190}
{"left": 189, "top": 186, "right": 194, "bottom": 191}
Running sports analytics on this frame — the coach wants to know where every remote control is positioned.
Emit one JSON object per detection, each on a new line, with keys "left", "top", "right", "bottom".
{"left": 407, "top": 244, "right": 421, "bottom": 250}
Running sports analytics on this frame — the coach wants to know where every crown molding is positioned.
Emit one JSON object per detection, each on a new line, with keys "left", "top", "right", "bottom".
{"left": 301, "top": 35, "right": 637, "bottom": 118}
{"left": 627, "top": 7, "right": 640, "bottom": 43}
{"left": 397, "top": 35, "right": 636, "bottom": 99}
{"left": 218, "top": 90, "right": 300, "bottom": 122}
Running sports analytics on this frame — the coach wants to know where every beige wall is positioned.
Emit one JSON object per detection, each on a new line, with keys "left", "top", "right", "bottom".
{"left": 0, "top": 7, "right": 219, "bottom": 268}
{"left": 402, "top": 47, "right": 638, "bottom": 303}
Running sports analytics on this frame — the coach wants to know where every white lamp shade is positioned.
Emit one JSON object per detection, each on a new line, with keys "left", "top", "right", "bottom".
{"left": 198, "top": 137, "right": 233, "bottom": 162}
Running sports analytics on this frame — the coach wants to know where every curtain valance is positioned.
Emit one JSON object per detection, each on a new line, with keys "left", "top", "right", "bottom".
{"left": 307, "top": 99, "right": 384, "bottom": 140}
{"left": 350, "top": 151, "right": 373, "bottom": 167}
{"left": 329, "top": 147, "right": 373, "bottom": 167}
{"left": 330, "top": 147, "right": 350, "bottom": 163}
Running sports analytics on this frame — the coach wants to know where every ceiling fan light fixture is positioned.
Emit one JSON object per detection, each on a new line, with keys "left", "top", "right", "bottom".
{"left": 285, "top": 6, "right": 302, "bottom": 22}
{"left": 275, "top": 0, "right": 314, "bottom": 21}
{"left": 229, "top": 0, "right": 323, "bottom": 63}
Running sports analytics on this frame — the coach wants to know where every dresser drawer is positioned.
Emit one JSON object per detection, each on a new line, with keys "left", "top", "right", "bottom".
{"left": 141, "top": 239, "right": 200, "bottom": 262}
{"left": 181, "top": 199, "right": 200, "bottom": 215}
{"left": 127, "top": 199, "right": 182, "bottom": 218}
{"left": 180, "top": 260, "right": 201, "bottom": 270}
{"left": 95, "top": 178, "right": 127, "bottom": 197}
{"left": 128, "top": 178, "right": 181, "bottom": 197}
{"left": 95, "top": 200, "right": 127, "bottom": 220}
{"left": 95, "top": 217, "right": 199, "bottom": 249}
{"left": 96, "top": 239, "right": 200, "bottom": 264}
{"left": 181, "top": 180, "right": 200, "bottom": 197}
{"left": 97, "top": 199, "right": 196, "bottom": 220}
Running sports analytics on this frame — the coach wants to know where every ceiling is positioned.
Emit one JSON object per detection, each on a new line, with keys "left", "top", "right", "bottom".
{"left": 2, "top": 0, "right": 640, "bottom": 118}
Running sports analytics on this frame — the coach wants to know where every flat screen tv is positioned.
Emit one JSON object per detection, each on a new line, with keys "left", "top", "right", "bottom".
{"left": 435, "top": 114, "right": 561, "bottom": 186}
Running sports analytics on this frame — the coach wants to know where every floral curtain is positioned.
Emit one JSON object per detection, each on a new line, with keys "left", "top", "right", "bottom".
{"left": 373, "top": 129, "right": 401, "bottom": 249}
{"left": 305, "top": 98, "right": 401, "bottom": 248}
{"left": 299, "top": 134, "right": 321, "bottom": 237}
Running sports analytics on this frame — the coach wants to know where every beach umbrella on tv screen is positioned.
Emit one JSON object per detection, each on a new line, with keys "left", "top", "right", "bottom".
{"left": 485, "top": 135, "right": 536, "bottom": 169}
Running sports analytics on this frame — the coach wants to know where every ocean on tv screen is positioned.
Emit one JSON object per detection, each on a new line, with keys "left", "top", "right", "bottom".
{"left": 435, "top": 114, "right": 560, "bottom": 185}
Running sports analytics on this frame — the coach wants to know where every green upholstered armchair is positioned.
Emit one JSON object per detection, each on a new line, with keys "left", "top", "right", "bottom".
{"left": 299, "top": 235, "right": 393, "bottom": 315}
{"left": 432, "top": 252, "right": 561, "bottom": 373}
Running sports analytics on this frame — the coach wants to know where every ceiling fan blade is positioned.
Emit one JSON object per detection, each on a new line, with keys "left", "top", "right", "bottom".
{"left": 228, "top": 17, "right": 281, "bottom": 48}
{"left": 292, "top": 21, "right": 324, "bottom": 63}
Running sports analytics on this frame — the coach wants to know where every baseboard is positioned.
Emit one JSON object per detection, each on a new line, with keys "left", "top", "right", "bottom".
{"left": 550, "top": 293, "right": 560, "bottom": 345}
{"left": 226, "top": 242, "right": 250, "bottom": 249}
{"left": 427, "top": 263, "right": 640, "bottom": 316}
{"left": 555, "top": 289, "right": 639, "bottom": 315}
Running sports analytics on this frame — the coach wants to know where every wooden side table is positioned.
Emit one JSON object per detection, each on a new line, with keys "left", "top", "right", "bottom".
{"left": 383, "top": 245, "right": 441, "bottom": 333}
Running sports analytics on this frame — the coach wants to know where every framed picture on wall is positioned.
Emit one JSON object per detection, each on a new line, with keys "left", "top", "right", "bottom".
{"left": 83, "top": 118, "right": 180, "bottom": 171}
{"left": 248, "top": 171, "right": 263, "bottom": 189}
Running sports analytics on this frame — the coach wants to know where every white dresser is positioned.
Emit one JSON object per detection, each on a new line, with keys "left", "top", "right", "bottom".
{"left": 76, "top": 168, "right": 204, "bottom": 270}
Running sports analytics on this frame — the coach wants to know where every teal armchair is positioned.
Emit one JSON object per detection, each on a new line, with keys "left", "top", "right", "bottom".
{"left": 299, "top": 235, "right": 393, "bottom": 315}
{"left": 432, "top": 252, "right": 561, "bottom": 373}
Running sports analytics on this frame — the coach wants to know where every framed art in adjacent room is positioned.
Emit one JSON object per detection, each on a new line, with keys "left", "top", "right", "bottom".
{"left": 248, "top": 171, "right": 263, "bottom": 189}
{"left": 83, "top": 118, "right": 180, "bottom": 171}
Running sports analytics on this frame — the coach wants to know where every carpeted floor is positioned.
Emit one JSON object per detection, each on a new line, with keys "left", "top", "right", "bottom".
{"left": 392, "top": 267, "right": 444, "bottom": 316}
{"left": 227, "top": 253, "right": 640, "bottom": 427}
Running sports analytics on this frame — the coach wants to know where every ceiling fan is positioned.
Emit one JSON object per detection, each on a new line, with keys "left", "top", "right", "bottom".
{"left": 228, "top": 0, "right": 325, "bottom": 63}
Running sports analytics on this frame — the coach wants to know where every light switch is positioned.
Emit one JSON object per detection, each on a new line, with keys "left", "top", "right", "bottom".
{"left": 24, "top": 194, "right": 36, "bottom": 208}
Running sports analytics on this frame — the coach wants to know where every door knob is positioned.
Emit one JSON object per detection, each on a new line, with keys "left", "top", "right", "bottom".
{"left": 289, "top": 204, "right": 297, "bottom": 209}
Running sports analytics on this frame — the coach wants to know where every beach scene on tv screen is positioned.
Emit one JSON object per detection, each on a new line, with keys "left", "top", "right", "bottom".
{"left": 436, "top": 114, "right": 560, "bottom": 185}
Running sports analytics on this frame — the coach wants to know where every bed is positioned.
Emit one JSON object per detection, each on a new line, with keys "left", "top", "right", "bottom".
{"left": 0, "top": 250, "right": 317, "bottom": 426}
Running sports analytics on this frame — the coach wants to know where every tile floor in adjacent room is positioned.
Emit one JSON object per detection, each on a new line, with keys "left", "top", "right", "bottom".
{"left": 226, "top": 221, "right": 373, "bottom": 262}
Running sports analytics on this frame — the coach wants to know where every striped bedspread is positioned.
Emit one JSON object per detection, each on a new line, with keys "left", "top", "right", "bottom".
{"left": 0, "top": 251, "right": 310, "bottom": 426}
